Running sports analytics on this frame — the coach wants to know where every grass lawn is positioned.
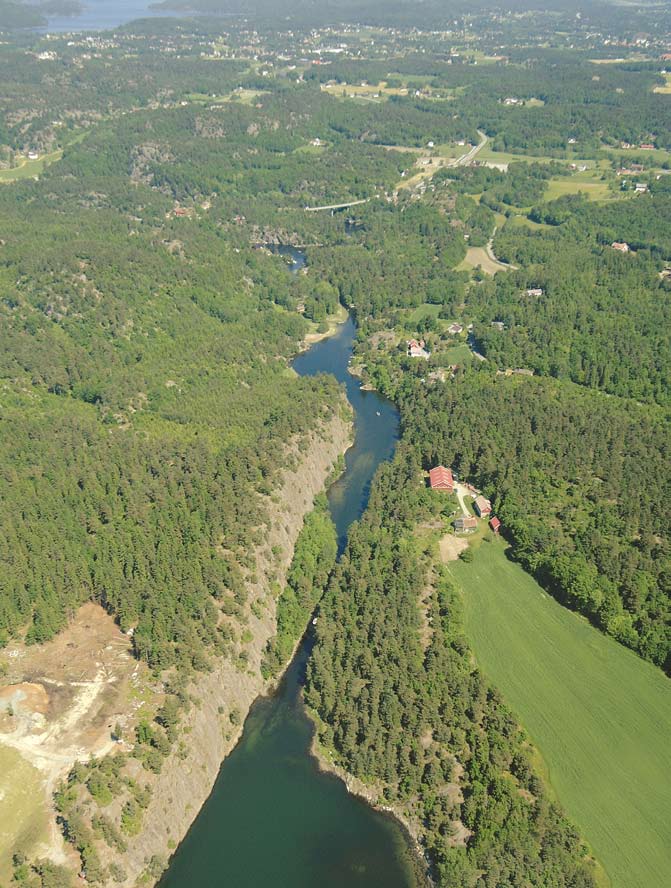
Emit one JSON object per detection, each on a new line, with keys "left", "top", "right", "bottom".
{"left": 451, "top": 540, "right": 671, "bottom": 888}
{"left": 408, "top": 303, "right": 442, "bottom": 325}
{"left": 545, "top": 175, "right": 617, "bottom": 202}
{"left": 0, "top": 745, "right": 51, "bottom": 880}
{"left": 508, "top": 214, "right": 552, "bottom": 230}
{"left": 441, "top": 342, "right": 473, "bottom": 364}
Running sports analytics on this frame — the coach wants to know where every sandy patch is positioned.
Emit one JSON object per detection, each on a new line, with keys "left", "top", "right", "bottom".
{"left": 0, "top": 603, "right": 143, "bottom": 870}
{"left": 439, "top": 533, "right": 469, "bottom": 562}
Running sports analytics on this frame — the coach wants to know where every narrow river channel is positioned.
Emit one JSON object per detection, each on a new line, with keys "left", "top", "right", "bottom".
{"left": 159, "top": 249, "right": 421, "bottom": 887}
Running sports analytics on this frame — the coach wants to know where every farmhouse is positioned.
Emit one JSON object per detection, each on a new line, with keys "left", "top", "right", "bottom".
{"left": 473, "top": 495, "right": 492, "bottom": 517}
{"left": 454, "top": 516, "right": 477, "bottom": 533}
{"left": 489, "top": 516, "right": 501, "bottom": 533}
{"left": 448, "top": 323, "right": 464, "bottom": 335}
{"left": 429, "top": 465, "right": 454, "bottom": 491}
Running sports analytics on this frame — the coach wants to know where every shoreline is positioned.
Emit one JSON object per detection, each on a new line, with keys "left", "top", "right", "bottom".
{"left": 307, "top": 723, "right": 433, "bottom": 887}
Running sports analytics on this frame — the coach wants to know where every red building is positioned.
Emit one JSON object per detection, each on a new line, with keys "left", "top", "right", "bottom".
{"left": 489, "top": 516, "right": 501, "bottom": 534}
{"left": 429, "top": 465, "right": 454, "bottom": 492}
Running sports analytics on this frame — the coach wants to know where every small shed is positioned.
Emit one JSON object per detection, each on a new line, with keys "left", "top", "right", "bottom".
{"left": 454, "top": 516, "right": 477, "bottom": 533}
{"left": 489, "top": 516, "right": 501, "bottom": 534}
{"left": 473, "top": 495, "right": 492, "bottom": 517}
{"left": 429, "top": 465, "right": 454, "bottom": 492}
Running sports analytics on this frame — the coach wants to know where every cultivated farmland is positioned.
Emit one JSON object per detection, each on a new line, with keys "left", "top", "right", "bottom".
{"left": 451, "top": 540, "right": 671, "bottom": 888}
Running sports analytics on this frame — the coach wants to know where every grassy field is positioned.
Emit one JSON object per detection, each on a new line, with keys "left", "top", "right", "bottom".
{"left": 0, "top": 149, "right": 62, "bottom": 183}
{"left": 451, "top": 540, "right": 671, "bottom": 888}
{"left": 545, "top": 175, "right": 615, "bottom": 201}
{"left": 321, "top": 80, "right": 408, "bottom": 100}
{"left": 408, "top": 303, "right": 442, "bottom": 324}
{"left": 456, "top": 245, "right": 509, "bottom": 275}
{"left": 0, "top": 745, "right": 51, "bottom": 879}
{"left": 186, "top": 89, "right": 266, "bottom": 106}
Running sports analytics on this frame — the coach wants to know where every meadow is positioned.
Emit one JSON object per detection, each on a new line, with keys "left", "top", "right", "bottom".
{"left": 451, "top": 539, "right": 671, "bottom": 888}
{"left": 0, "top": 149, "right": 62, "bottom": 183}
{"left": 0, "top": 745, "right": 51, "bottom": 880}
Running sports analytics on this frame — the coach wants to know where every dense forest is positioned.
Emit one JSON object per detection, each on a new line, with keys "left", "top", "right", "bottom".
{"left": 0, "top": 12, "right": 670, "bottom": 886}
{"left": 307, "top": 450, "right": 597, "bottom": 886}
{"left": 400, "top": 372, "right": 671, "bottom": 669}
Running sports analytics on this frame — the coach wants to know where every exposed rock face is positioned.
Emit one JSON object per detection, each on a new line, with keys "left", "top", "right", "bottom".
{"left": 116, "top": 409, "right": 352, "bottom": 886}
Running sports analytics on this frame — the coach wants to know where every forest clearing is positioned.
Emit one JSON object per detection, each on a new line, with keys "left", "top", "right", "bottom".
{"left": 0, "top": 604, "right": 153, "bottom": 874}
{"left": 452, "top": 540, "right": 671, "bottom": 888}
{"left": 457, "top": 245, "right": 509, "bottom": 275}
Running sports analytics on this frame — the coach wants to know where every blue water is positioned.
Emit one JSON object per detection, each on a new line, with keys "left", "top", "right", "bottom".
{"left": 158, "top": 253, "right": 418, "bottom": 888}
{"left": 39, "top": 0, "right": 164, "bottom": 32}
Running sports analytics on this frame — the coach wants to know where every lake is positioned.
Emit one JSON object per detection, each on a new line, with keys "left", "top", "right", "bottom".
{"left": 38, "top": 0, "right": 164, "bottom": 32}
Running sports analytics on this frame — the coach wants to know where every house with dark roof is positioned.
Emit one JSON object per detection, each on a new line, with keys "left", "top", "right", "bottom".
{"left": 454, "top": 516, "right": 477, "bottom": 533}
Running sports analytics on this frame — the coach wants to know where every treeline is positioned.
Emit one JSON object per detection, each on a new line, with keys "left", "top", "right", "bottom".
{"left": 307, "top": 449, "right": 597, "bottom": 886}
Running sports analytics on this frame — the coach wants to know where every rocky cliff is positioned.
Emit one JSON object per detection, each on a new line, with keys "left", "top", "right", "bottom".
{"left": 114, "top": 408, "right": 352, "bottom": 886}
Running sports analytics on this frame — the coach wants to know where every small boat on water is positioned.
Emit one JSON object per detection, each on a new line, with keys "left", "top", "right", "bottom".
{"left": 376, "top": 411, "right": 381, "bottom": 416}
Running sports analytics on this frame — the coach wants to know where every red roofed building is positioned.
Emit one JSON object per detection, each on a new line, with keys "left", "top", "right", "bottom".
{"left": 429, "top": 465, "right": 454, "bottom": 492}
{"left": 489, "top": 516, "right": 501, "bottom": 534}
{"left": 473, "top": 495, "right": 492, "bottom": 517}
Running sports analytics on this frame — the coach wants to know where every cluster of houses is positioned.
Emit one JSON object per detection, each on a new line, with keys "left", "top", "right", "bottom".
{"left": 620, "top": 141, "right": 656, "bottom": 150}
{"left": 428, "top": 465, "right": 501, "bottom": 536}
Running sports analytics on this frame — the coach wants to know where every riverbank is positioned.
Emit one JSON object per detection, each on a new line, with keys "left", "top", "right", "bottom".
{"left": 113, "top": 410, "right": 354, "bottom": 887}
{"left": 301, "top": 304, "right": 350, "bottom": 350}
{"left": 308, "top": 726, "right": 432, "bottom": 886}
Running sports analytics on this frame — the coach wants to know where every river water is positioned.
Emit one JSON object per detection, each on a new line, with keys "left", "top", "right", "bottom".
{"left": 159, "top": 252, "right": 420, "bottom": 887}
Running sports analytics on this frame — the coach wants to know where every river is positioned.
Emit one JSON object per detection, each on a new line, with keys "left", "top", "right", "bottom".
{"left": 158, "top": 250, "right": 420, "bottom": 887}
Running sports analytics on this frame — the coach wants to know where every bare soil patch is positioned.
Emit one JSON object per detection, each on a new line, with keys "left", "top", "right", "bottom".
{"left": 0, "top": 603, "right": 146, "bottom": 870}
{"left": 439, "top": 533, "right": 469, "bottom": 562}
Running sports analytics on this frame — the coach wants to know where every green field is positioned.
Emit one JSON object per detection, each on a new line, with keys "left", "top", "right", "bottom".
{"left": 408, "top": 303, "right": 442, "bottom": 324}
{"left": 545, "top": 174, "right": 617, "bottom": 202}
{"left": 0, "top": 745, "right": 51, "bottom": 880}
{"left": 0, "top": 149, "right": 62, "bottom": 183}
{"left": 451, "top": 540, "right": 671, "bottom": 888}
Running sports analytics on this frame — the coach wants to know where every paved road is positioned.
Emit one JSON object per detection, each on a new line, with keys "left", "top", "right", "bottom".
{"left": 448, "top": 130, "right": 488, "bottom": 168}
